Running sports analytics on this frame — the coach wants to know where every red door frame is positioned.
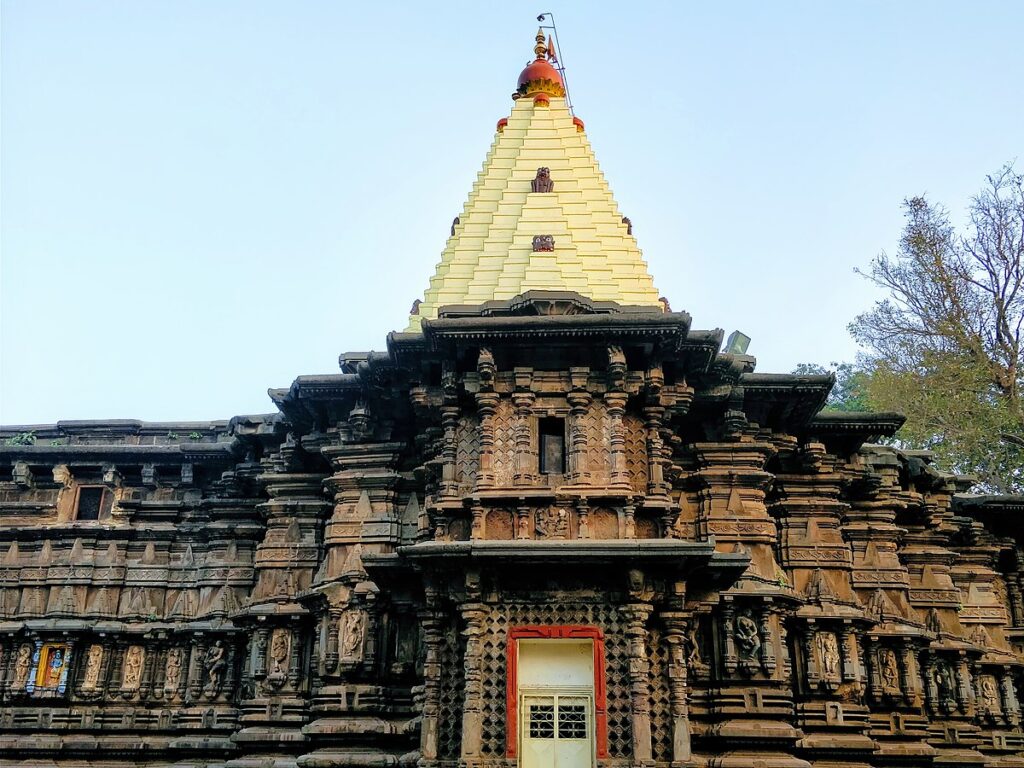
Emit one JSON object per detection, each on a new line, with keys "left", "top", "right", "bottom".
{"left": 505, "top": 625, "right": 608, "bottom": 759}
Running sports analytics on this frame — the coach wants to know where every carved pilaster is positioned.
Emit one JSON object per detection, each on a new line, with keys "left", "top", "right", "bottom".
{"left": 475, "top": 394, "right": 499, "bottom": 490}
{"left": 605, "top": 392, "right": 629, "bottom": 487}
{"left": 624, "top": 602, "right": 653, "bottom": 764}
{"left": 460, "top": 599, "right": 487, "bottom": 762}
{"left": 420, "top": 608, "right": 445, "bottom": 764}
{"left": 643, "top": 405, "right": 668, "bottom": 497}
{"left": 512, "top": 388, "right": 536, "bottom": 486}
{"left": 440, "top": 405, "right": 461, "bottom": 496}
{"left": 567, "top": 387, "right": 591, "bottom": 484}
{"left": 662, "top": 604, "right": 692, "bottom": 763}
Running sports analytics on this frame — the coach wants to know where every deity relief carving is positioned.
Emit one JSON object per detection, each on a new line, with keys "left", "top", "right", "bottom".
{"left": 934, "top": 662, "right": 955, "bottom": 712}
{"left": 341, "top": 609, "right": 366, "bottom": 661}
{"left": 82, "top": 644, "right": 104, "bottom": 691}
{"left": 535, "top": 508, "right": 570, "bottom": 539}
{"left": 817, "top": 631, "right": 840, "bottom": 679}
{"left": 687, "top": 621, "right": 709, "bottom": 676}
{"left": 879, "top": 648, "right": 900, "bottom": 694}
{"left": 735, "top": 609, "right": 761, "bottom": 671}
{"left": 122, "top": 645, "right": 144, "bottom": 691}
{"left": 980, "top": 674, "right": 1001, "bottom": 716}
{"left": 203, "top": 640, "right": 227, "bottom": 696}
{"left": 164, "top": 647, "right": 183, "bottom": 694}
{"left": 13, "top": 644, "right": 32, "bottom": 688}
{"left": 265, "top": 628, "right": 290, "bottom": 689}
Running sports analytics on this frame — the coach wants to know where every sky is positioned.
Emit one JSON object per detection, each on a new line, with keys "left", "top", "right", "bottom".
{"left": 2, "top": 1, "right": 1022, "bottom": 425}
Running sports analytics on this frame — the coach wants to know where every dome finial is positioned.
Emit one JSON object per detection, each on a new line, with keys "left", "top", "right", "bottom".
{"left": 515, "top": 26, "right": 565, "bottom": 102}
{"left": 534, "top": 27, "right": 547, "bottom": 60}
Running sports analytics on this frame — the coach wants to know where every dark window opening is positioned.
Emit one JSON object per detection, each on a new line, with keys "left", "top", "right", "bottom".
{"left": 539, "top": 417, "right": 566, "bottom": 475}
{"left": 75, "top": 486, "right": 108, "bottom": 521}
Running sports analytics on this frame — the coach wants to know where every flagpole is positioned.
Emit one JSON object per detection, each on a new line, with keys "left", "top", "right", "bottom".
{"left": 536, "top": 13, "right": 573, "bottom": 116}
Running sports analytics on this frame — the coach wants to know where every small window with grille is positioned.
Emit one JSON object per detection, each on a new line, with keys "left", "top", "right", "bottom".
{"left": 75, "top": 486, "right": 109, "bottom": 521}
{"left": 557, "top": 699, "right": 588, "bottom": 739}
{"left": 528, "top": 700, "right": 556, "bottom": 738}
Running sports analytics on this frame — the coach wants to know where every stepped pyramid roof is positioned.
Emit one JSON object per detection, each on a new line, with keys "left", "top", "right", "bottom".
{"left": 406, "top": 30, "right": 663, "bottom": 331}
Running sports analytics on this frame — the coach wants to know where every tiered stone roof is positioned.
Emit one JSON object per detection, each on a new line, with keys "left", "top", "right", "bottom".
{"left": 407, "top": 31, "right": 662, "bottom": 330}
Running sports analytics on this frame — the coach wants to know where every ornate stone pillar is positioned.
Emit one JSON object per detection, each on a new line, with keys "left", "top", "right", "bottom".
{"left": 722, "top": 601, "right": 738, "bottom": 674}
{"left": 567, "top": 385, "right": 592, "bottom": 484}
{"left": 662, "top": 597, "right": 692, "bottom": 763}
{"left": 475, "top": 394, "right": 499, "bottom": 489}
{"left": 419, "top": 608, "right": 445, "bottom": 764}
{"left": 460, "top": 571, "right": 487, "bottom": 763}
{"left": 643, "top": 405, "right": 668, "bottom": 497}
{"left": 512, "top": 388, "right": 536, "bottom": 486}
{"left": 605, "top": 392, "right": 629, "bottom": 487}
{"left": 758, "top": 605, "right": 776, "bottom": 675}
{"left": 440, "top": 405, "right": 461, "bottom": 496}
{"left": 1001, "top": 668, "right": 1021, "bottom": 725}
{"left": 623, "top": 602, "right": 654, "bottom": 764}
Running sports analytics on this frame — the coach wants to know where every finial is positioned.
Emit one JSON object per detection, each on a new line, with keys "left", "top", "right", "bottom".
{"left": 534, "top": 28, "right": 547, "bottom": 60}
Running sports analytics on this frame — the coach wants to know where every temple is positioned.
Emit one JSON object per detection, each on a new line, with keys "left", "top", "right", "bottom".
{"left": 2, "top": 28, "right": 1024, "bottom": 768}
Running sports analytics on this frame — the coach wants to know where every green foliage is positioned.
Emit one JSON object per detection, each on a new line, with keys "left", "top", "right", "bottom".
{"left": 792, "top": 362, "right": 871, "bottom": 412}
{"left": 850, "top": 163, "right": 1024, "bottom": 493}
{"left": 188, "top": 432, "right": 203, "bottom": 441}
{"left": 166, "top": 431, "right": 179, "bottom": 440}
{"left": 4, "top": 430, "right": 37, "bottom": 446}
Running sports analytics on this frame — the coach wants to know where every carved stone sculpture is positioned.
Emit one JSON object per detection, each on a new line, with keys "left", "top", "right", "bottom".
{"left": 531, "top": 167, "right": 554, "bottom": 192}
{"left": 934, "top": 662, "right": 955, "bottom": 712}
{"left": 14, "top": 645, "right": 33, "bottom": 688}
{"left": 817, "top": 631, "right": 840, "bottom": 679}
{"left": 532, "top": 234, "right": 555, "bottom": 252}
{"left": 536, "top": 508, "right": 570, "bottom": 539}
{"left": 82, "top": 644, "right": 103, "bottom": 691}
{"left": 880, "top": 648, "right": 900, "bottom": 694}
{"left": 980, "top": 674, "right": 1001, "bottom": 716}
{"left": 164, "top": 647, "right": 183, "bottom": 694}
{"left": 735, "top": 610, "right": 761, "bottom": 664}
{"left": 341, "top": 609, "right": 366, "bottom": 661}
{"left": 622, "top": 215, "right": 632, "bottom": 235}
{"left": 122, "top": 645, "right": 144, "bottom": 691}
{"left": 266, "top": 628, "right": 290, "bottom": 689}
{"left": 203, "top": 640, "right": 227, "bottom": 696}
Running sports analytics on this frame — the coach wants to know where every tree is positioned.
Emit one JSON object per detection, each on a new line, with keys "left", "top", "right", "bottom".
{"left": 792, "top": 362, "right": 871, "bottom": 412}
{"left": 850, "top": 163, "right": 1024, "bottom": 493}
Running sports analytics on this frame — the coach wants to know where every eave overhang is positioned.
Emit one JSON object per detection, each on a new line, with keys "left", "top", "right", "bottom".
{"left": 364, "top": 538, "right": 750, "bottom": 592}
